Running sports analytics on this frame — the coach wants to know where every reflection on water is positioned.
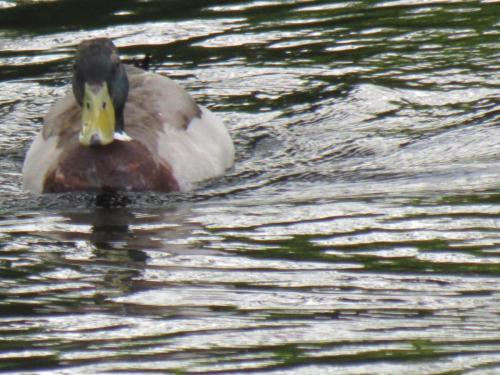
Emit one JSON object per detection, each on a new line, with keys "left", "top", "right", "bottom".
{"left": 1, "top": 0, "right": 500, "bottom": 373}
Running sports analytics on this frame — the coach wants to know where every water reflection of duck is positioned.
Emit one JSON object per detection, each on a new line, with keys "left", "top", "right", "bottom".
{"left": 23, "top": 38, "right": 234, "bottom": 194}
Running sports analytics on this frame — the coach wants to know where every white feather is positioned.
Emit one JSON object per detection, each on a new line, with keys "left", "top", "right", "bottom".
{"left": 157, "top": 106, "right": 234, "bottom": 191}
{"left": 22, "top": 133, "right": 61, "bottom": 194}
{"left": 113, "top": 131, "right": 132, "bottom": 141}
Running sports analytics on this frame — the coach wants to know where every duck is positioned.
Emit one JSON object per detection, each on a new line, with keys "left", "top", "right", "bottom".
{"left": 23, "top": 38, "right": 234, "bottom": 194}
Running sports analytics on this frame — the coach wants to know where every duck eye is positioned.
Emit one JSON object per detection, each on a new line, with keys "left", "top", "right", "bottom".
{"left": 102, "top": 102, "right": 107, "bottom": 110}
{"left": 86, "top": 102, "right": 90, "bottom": 110}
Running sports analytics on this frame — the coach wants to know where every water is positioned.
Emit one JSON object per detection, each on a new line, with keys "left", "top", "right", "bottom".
{"left": 1, "top": 0, "right": 499, "bottom": 373}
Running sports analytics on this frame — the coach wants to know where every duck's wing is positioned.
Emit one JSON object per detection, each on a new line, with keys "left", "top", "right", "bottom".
{"left": 124, "top": 66, "right": 235, "bottom": 191}
{"left": 122, "top": 66, "right": 200, "bottom": 150}
{"left": 23, "top": 91, "right": 81, "bottom": 193}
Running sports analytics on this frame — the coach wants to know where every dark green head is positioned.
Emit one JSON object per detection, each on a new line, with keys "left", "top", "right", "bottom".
{"left": 72, "top": 38, "right": 129, "bottom": 146}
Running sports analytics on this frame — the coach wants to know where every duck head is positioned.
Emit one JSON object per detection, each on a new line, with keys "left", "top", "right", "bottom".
{"left": 72, "top": 38, "right": 129, "bottom": 147}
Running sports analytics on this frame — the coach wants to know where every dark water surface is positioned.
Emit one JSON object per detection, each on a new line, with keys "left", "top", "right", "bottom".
{"left": 1, "top": 0, "right": 500, "bottom": 374}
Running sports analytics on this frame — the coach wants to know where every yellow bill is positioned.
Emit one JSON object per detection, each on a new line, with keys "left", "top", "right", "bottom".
{"left": 79, "top": 82, "right": 115, "bottom": 146}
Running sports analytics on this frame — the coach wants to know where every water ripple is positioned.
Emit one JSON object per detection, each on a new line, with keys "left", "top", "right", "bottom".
{"left": 1, "top": 0, "right": 500, "bottom": 374}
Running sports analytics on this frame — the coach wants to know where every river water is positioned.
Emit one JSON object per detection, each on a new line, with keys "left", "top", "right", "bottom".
{"left": 1, "top": 1, "right": 499, "bottom": 374}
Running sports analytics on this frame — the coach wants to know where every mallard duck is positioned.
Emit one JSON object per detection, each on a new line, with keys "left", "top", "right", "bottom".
{"left": 23, "top": 38, "right": 234, "bottom": 193}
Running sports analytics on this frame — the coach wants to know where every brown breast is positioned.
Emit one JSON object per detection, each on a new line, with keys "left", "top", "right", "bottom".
{"left": 43, "top": 140, "right": 179, "bottom": 193}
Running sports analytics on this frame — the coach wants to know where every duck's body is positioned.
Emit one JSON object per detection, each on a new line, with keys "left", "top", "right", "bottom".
{"left": 23, "top": 39, "right": 234, "bottom": 194}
